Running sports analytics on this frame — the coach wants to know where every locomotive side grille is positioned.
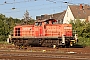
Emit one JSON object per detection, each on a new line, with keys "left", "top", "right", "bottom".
{"left": 15, "top": 28, "right": 20, "bottom": 36}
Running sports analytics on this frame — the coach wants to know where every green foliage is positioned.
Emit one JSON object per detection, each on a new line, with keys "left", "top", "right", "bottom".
{"left": 70, "top": 19, "right": 90, "bottom": 46}
{"left": 0, "top": 14, "right": 20, "bottom": 41}
{"left": 0, "top": 14, "right": 35, "bottom": 42}
{"left": 78, "top": 37, "right": 90, "bottom": 47}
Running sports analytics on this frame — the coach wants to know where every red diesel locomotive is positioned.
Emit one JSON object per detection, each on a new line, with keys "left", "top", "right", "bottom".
{"left": 11, "top": 19, "right": 78, "bottom": 48}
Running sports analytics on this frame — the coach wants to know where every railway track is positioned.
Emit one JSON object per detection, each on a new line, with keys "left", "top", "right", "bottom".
{"left": 0, "top": 51, "right": 90, "bottom": 60}
{"left": 0, "top": 44, "right": 90, "bottom": 60}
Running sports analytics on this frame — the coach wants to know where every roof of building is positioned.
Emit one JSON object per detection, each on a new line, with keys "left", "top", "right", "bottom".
{"left": 69, "top": 4, "right": 90, "bottom": 19}
{"left": 36, "top": 11, "right": 66, "bottom": 20}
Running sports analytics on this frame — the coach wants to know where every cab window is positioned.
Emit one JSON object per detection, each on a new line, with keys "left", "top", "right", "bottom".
{"left": 35, "top": 22, "right": 39, "bottom": 26}
{"left": 35, "top": 22, "right": 42, "bottom": 26}
{"left": 39, "top": 22, "right": 42, "bottom": 26}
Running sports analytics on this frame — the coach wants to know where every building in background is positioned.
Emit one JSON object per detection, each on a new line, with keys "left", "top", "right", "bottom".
{"left": 36, "top": 11, "right": 66, "bottom": 24}
{"left": 36, "top": 4, "right": 90, "bottom": 24}
{"left": 63, "top": 4, "right": 90, "bottom": 24}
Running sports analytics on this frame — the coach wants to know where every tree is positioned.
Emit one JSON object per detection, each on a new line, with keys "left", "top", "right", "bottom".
{"left": 0, "top": 14, "right": 22, "bottom": 41}
{"left": 0, "top": 13, "right": 35, "bottom": 42}
{"left": 70, "top": 19, "right": 90, "bottom": 46}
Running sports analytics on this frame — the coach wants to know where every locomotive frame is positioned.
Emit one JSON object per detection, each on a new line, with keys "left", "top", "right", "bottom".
{"left": 10, "top": 19, "right": 78, "bottom": 48}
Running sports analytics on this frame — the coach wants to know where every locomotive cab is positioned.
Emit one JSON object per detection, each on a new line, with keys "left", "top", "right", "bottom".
{"left": 44, "top": 19, "right": 57, "bottom": 25}
{"left": 35, "top": 21, "right": 42, "bottom": 26}
{"left": 35, "top": 19, "right": 57, "bottom": 26}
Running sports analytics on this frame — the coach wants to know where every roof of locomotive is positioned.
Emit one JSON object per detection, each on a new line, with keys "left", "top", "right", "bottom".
{"left": 35, "top": 19, "right": 57, "bottom": 22}
{"left": 14, "top": 24, "right": 34, "bottom": 28}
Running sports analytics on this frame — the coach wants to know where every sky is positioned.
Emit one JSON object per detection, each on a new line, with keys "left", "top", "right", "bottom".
{"left": 0, "top": 0, "right": 90, "bottom": 19}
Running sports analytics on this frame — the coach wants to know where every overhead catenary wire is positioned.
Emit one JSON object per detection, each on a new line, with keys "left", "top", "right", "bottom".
{"left": 0, "top": 0, "right": 73, "bottom": 19}
{"left": 0, "top": 0, "right": 65, "bottom": 5}
{"left": 0, "top": 0, "right": 68, "bottom": 11}
{"left": 0, "top": 0, "right": 66, "bottom": 12}
{"left": 0, "top": 0, "right": 89, "bottom": 19}
{"left": 0, "top": 0, "right": 88, "bottom": 6}
{"left": 2, "top": 7, "right": 60, "bottom": 19}
{"left": 12, "top": 0, "right": 16, "bottom": 10}
{"left": 0, "top": 0, "right": 67, "bottom": 19}
{"left": 0, "top": 0, "right": 40, "bottom": 5}
{"left": 3, "top": 5, "right": 66, "bottom": 13}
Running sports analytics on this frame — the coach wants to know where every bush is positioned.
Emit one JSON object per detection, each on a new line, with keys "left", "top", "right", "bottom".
{"left": 0, "top": 35, "right": 7, "bottom": 41}
{"left": 70, "top": 19, "right": 90, "bottom": 47}
{"left": 78, "top": 37, "right": 90, "bottom": 47}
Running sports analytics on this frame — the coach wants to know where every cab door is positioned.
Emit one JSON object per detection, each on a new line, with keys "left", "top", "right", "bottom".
{"left": 34, "top": 22, "right": 43, "bottom": 37}
{"left": 39, "top": 26, "right": 43, "bottom": 36}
